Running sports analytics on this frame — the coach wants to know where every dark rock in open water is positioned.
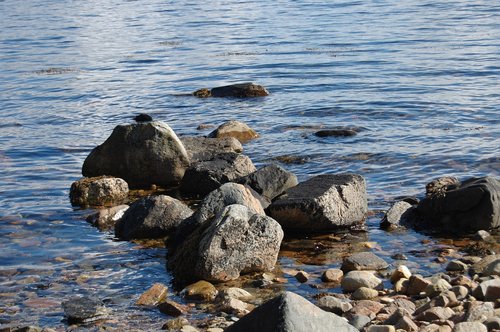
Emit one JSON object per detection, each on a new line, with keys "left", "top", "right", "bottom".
{"left": 82, "top": 121, "right": 189, "bottom": 188}
{"left": 416, "top": 176, "right": 500, "bottom": 233}
{"left": 193, "top": 83, "right": 269, "bottom": 98}
{"left": 225, "top": 291, "right": 358, "bottom": 332}
{"left": 115, "top": 195, "right": 193, "bottom": 240}
{"left": 314, "top": 129, "right": 358, "bottom": 137}
{"left": 70, "top": 176, "right": 129, "bottom": 207}
{"left": 268, "top": 174, "right": 367, "bottom": 232}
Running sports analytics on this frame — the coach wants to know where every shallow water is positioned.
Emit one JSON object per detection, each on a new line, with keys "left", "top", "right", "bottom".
{"left": 0, "top": 0, "right": 499, "bottom": 330}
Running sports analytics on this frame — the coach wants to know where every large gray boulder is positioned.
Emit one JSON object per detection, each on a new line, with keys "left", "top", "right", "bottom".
{"left": 115, "top": 195, "right": 193, "bottom": 240}
{"left": 225, "top": 291, "right": 358, "bottom": 332}
{"left": 238, "top": 164, "right": 298, "bottom": 202}
{"left": 180, "top": 136, "right": 242, "bottom": 163}
{"left": 70, "top": 176, "right": 129, "bottom": 207}
{"left": 180, "top": 152, "right": 256, "bottom": 197}
{"left": 268, "top": 174, "right": 368, "bottom": 231}
{"left": 416, "top": 176, "right": 500, "bottom": 233}
{"left": 193, "top": 83, "right": 269, "bottom": 98}
{"left": 82, "top": 122, "right": 189, "bottom": 188}
{"left": 169, "top": 204, "right": 283, "bottom": 284}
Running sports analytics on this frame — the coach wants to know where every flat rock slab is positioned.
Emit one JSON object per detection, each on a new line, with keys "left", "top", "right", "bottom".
{"left": 62, "top": 296, "right": 108, "bottom": 324}
{"left": 70, "top": 176, "right": 129, "bottom": 207}
{"left": 268, "top": 174, "right": 368, "bottom": 231}
{"left": 180, "top": 152, "right": 256, "bottom": 197}
{"left": 193, "top": 83, "right": 269, "bottom": 98}
{"left": 238, "top": 164, "right": 298, "bottom": 202}
{"left": 180, "top": 136, "right": 243, "bottom": 163}
{"left": 82, "top": 121, "right": 189, "bottom": 188}
{"left": 225, "top": 291, "right": 358, "bottom": 332}
{"left": 341, "top": 252, "right": 389, "bottom": 272}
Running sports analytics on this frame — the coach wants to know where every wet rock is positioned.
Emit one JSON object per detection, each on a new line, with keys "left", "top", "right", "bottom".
{"left": 352, "top": 287, "right": 379, "bottom": 300}
{"left": 237, "top": 164, "right": 298, "bottom": 202}
{"left": 86, "top": 204, "right": 129, "bottom": 231}
{"left": 464, "top": 301, "right": 494, "bottom": 322}
{"left": 225, "top": 291, "right": 358, "bottom": 332}
{"left": 162, "top": 317, "right": 189, "bottom": 330}
{"left": 181, "top": 280, "right": 218, "bottom": 302}
{"left": 136, "top": 283, "right": 168, "bottom": 306}
{"left": 321, "top": 268, "right": 344, "bottom": 283}
{"left": 158, "top": 299, "right": 189, "bottom": 316}
{"left": 268, "top": 174, "right": 368, "bottom": 231}
{"left": 83, "top": 121, "right": 190, "bottom": 188}
{"left": 472, "top": 278, "right": 500, "bottom": 301}
{"left": 115, "top": 195, "right": 193, "bottom": 240}
{"left": 316, "top": 295, "right": 353, "bottom": 315}
{"left": 194, "top": 83, "right": 269, "bottom": 98}
{"left": 380, "top": 201, "right": 415, "bottom": 230}
{"left": 181, "top": 136, "right": 243, "bottom": 163}
{"left": 208, "top": 120, "right": 259, "bottom": 143}
{"left": 314, "top": 129, "right": 357, "bottom": 137}
{"left": 416, "top": 307, "right": 455, "bottom": 322}
{"left": 406, "top": 275, "right": 432, "bottom": 296}
{"left": 70, "top": 176, "right": 129, "bottom": 207}
{"left": 390, "top": 265, "right": 412, "bottom": 284}
{"left": 415, "top": 176, "right": 500, "bottom": 233}
{"left": 170, "top": 205, "right": 283, "bottom": 284}
{"left": 453, "top": 322, "right": 487, "bottom": 332}
{"left": 471, "top": 254, "right": 500, "bottom": 276}
{"left": 62, "top": 296, "right": 108, "bottom": 324}
{"left": 295, "top": 271, "right": 309, "bottom": 283}
{"left": 341, "top": 271, "right": 383, "bottom": 292}
{"left": 180, "top": 153, "right": 256, "bottom": 197}
{"left": 446, "top": 260, "right": 468, "bottom": 272}
{"left": 366, "top": 326, "right": 395, "bottom": 332}
{"left": 341, "top": 252, "right": 389, "bottom": 272}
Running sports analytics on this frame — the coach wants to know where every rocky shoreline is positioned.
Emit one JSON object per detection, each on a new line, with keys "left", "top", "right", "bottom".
{"left": 5, "top": 84, "right": 499, "bottom": 332}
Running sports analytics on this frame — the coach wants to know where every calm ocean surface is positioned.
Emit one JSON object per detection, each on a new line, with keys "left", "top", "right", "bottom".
{"left": 1, "top": 0, "right": 499, "bottom": 329}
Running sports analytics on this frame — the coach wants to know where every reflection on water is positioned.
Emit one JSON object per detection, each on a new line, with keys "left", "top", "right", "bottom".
{"left": 0, "top": 0, "right": 499, "bottom": 329}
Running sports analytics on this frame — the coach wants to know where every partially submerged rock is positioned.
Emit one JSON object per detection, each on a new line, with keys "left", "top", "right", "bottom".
{"left": 180, "top": 136, "right": 243, "bottom": 163}
{"left": 86, "top": 204, "right": 129, "bottom": 231}
{"left": 268, "top": 174, "right": 368, "bottom": 231}
{"left": 169, "top": 204, "right": 283, "bottom": 284}
{"left": 136, "top": 283, "right": 168, "bottom": 306}
{"left": 62, "top": 296, "right": 108, "bottom": 324}
{"left": 415, "top": 176, "right": 500, "bottom": 233}
{"left": 314, "top": 128, "right": 358, "bottom": 138}
{"left": 115, "top": 195, "right": 193, "bottom": 240}
{"left": 193, "top": 83, "right": 269, "bottom": 98}
{"left": 82, "top": 121, "right": 189, "bottom": 188}
{"left": 341, "top": 271, "right": 383, "bottom": 292}
{"left": 225, "top": 291, "right": 358, "bottom": 332}
{"left": 70, "top": 176, "right": 128, "bottom": 207}
{"left": 180, "top": 152, "right": 256, "bottom": 197}
{"left": 380, "top": 201, "right": 414, "bottom": 231}
{"left": 208, "top": 120, "right": 259, "bottom": 143}
{"left": 181, "top": 280, "right": 218, "bottom": 302}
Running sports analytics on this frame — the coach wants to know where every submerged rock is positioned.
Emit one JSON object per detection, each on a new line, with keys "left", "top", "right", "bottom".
{"left": 181, "top": 136, "right": 243, "bottom": 163}
{"left": 193, "top": 83, "right": 269, "bottom": 98}
{"left": 416, "top": 176, "right": 500, "bottom": 233}
{"left": 314, "top": 129, "right": 358, "bottom": 137}
{"left": 86, "top": 204, "right": 129, "bottom": 231}
{"left": 82, "top": 121, "right": 189, "bottom": 188}
{"left": 238, "top": 164, "right": 298, "bottom": 202}
{"left": 225, "top": 291, "right": 358, "bottom": 332}
{"left": 169, "top": 204, "right": 283, "bottom": 284}
{"left": 115, "top": 195, "right": 193, "bottom": 240}
{"left": 70, "top": 176, "right": 129, "bottom": 207}
{"left": 180, "top": 152, "right": 256, "bottom": 197}
{"left": 341, "top": 252, "right": 389, "bottom": 272}
{"left": 62, "top": 296, "right": 108, "bottom": 324}
{"left": 208, "top": 120, "right": 259, "bottom": 143}
{"left": 268, "top": 174, "right": 368, "bottom": 231}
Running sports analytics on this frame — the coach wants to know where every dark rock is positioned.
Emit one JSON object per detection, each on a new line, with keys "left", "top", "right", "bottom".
{"left": 341, "top": 252, "right": 389, "bottom": 272}
{"left": 380, "top": 201, "right": 415, "bottom": 230}
{"left": 82, "top": 122, "right": 190, "bottom": 188}
{"left": 158, "top": 299, "right": 189, "bottom": 317}
{"left": 133, "top": 113, "right": 153, "bottom": 122}
{"left": 62, "top": 296, "right": 108, "bottom": 324}
{"left": 115, "top": 195, "right": 193, "bottom": 240}
{"left": 415, "top": 176, "right": 500, "bottom": 233}
{"left": 86, "top": 204, "right": 129, "bottom": 231}
{"left": 225, "top": 291, "right": 358, "bottom": 332}
{"left": 238, "top": 164, "right": 298, "bottom": 202}
{"left": 349, "top": 315, "right": 371, "bottom": 330}
{"left": 314, "top": 129, "right": 357, "bottom": 137}
{"left": 169, "top": 204, "right": 283, "bottom": 284}
{"left": 207, "top": 120, "right": 259, "bottom": 143}
{"left": 180, "top": 136, "right": 243, "bottom": 163}
{"left": 70, "top": 176, "right": 129, "bottom": 207}
{"left": 391, "top": 253, "right": 408, "bottom": 260}
{"left": 268, "top": 174, "right": 368, "bottom": 232}
{"left": 180, "top": 152, "right": 256, "bottom": 197}
{"left": 193, "top": 83, "right": 269, "bottom": 98}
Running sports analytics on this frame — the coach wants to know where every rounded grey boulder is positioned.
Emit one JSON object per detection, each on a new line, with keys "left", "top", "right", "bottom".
{"left": 70, "top": 176, "right": 129, "bottom": 207}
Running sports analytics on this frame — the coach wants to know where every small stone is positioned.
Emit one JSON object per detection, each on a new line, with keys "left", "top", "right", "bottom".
{"left": 321, "top": 268, "right": 343, "bottom": 283}
{"left": 406, "top": 275, "right": 432, "bottom": 296}
{"left": 451, "top": 275, "right": 474, "bottom": 288}
{"left": 380, "top": 201, "right": 414, "bottom": 230}
{"left": 62, "top": 296, "right": 108, "bottom": 323}
{"left": 395, "top": 315, "right": 419, "bottom": 332}
{"left": 464, "top": 301, "right": 494, "bottom": 322}
{"left": 445, "top": 260, "right": 468, "bottom": 272}
{"left": 208, "top": 120, "right": 259, "bottom": 143}
{"left": 483, "top": 317, "right": 500, "bottom": 331}
{"left": 475, "top": 230, "right": 493, "bottom": 241}
{"left": 181, "top": 280, "right": 218, "bottom": 302}
{"left": 391, "top": 253, "right": 408, "bottom": 260}
{"left": 342, "top": 252, "right": 389, "bottom": 272}
{"left": 416, "top": 307, "right": 455, "bottom": 322}
{"left": 473, "top": 278, "right": 500, "bottom": 301}
{"left": 316, "top": 295, "right": 352, "bottom": 315}
{"left": 217, "top": 297, "right": 253, "bottom": 316}
{"left": 162, "top": 317, "right": 189, "bottom": 330}
{"left": 342, "top": 271, "right": 383, "bottom": 292}
{"left": 180, "top": 325, "right": 199, "bottom": 332}
{"left": 349, "top": 315, "right": 372, "bottom": 330}
{"left": 390, "top": 265, "right": 412, "bottom": 284}
{"left": 425, "top": 279, "right": 452, "bottom": 298}
{"left": 70, "top": 176, "right": 129, "bottom": 207}
{"left": 352, "top": 287, "right": 379, "bottom": 300}
{"left": 366, "top": 325, "right": 396, "bottom": 332}
{"left": 86, "top": 204, "right": 129, "bottom": 231}
{"left": 136, "top": 283, "right": 168, "bottom": 306}
{"left": 450, "top": 285, "right": 469, "bottom": 300}
{"left": 158, "top": 299, "right": 189, "bottom": 317}
{"left": 295, "top": 271, "right": 309, "bottom": 283}
{"left": 348, "top": 300, "right": 385, "bottom": 319}
{"left": 453, "top": 322, "right": 487, "bottom": 332}
{"left": 217, "top": 288, "right": 252, "bottom": 301}
{"left": 394, "top": 278, "right": 409, "bottom": 294}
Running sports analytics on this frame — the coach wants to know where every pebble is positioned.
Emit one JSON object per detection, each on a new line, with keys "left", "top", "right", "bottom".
{"left": 321, "top": 268, "right": 343, "bottom": 283}
{"left": 136, "top": 283, "right": 168, "bottom": 306}
{"left": 295, "top": 271, "right": 309, "bottom": 283}
{"left": 352, "top": 287, "right": 379, "bottom": 300}
{"left": 181, "top": 281, "right": 218, "bottom": 301}
{"left": 445, "top": 260, "right": 468, "bottom": 272}
{"left": 390, "top": 265, "right": 412, "bottom": 284}
{"left": 366, "top": 325, "right": 395, "bottom": 332}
